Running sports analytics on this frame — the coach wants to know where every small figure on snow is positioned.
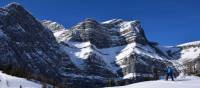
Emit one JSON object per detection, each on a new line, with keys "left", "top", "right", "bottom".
{"left": 166, "top": 65, "right": 174, "bottom": 81}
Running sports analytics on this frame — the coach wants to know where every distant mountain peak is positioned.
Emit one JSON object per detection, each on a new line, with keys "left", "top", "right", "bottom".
{"left": 41, "top": 20, "right": 66, "bottom": 32}
{"left": 84, "top": 18, "right": 98, "bottom": 22}
{"left": 177, "top": 41, "right": 200, "bottom": 47}
{"left": 3, "top": 2, "right": 24, "bottom": 12}
{"left": 0, "top": 2, "right": 22, "bottom": 16}
{"left": 5, "top": 2, "right": 21, "bottom": 8}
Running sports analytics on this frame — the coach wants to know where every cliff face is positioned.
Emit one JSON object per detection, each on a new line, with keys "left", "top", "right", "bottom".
{"left": 0, "top": 3, "right": 79, "bottom": 87}
{"left": 66, "top": 18, "right": 148, "bottom": 48}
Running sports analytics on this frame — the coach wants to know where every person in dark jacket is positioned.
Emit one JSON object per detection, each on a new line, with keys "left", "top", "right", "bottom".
{"left": 166, "top": 66, "right": 174, "bottom": 81}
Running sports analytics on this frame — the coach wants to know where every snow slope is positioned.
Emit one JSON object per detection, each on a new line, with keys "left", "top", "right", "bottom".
{"left": 61, "top": 41, "right": 167, "bottom": 74}
{"left": 108, "top": 75, "right": 200, "bottom": 88}
{"left": 0, "top": 71, "right": 42, "bottom": 88}
{"left": 175, "top": 41, "right": 200, "bottom": 63}
{"left": 178, "top": 41, "right": 200, "bottom": 47}
{"left": 178, "top": 46, "right": 200, "bottom": 63}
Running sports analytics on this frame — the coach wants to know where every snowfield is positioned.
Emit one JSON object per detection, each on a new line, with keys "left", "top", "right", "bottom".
{"left": 107, "top": 74, "right": 200, "bottom": 88}
{"left": 0, "top": 71, "right": 42, "bottom": 88}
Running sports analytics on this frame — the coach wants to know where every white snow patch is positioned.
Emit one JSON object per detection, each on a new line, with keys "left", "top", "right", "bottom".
{"left": 123, "top": 73, "right": 135, "bottom": 79}
{"left": 101, "top": 19, "right": 123, "bottom": 24}
{"left": 67, "top": 42, "right": 93, "bottom": 59}
{"left": 179, "top": 47, "right": 200, "bottom": 63}
{"left": 178, "top": 41, "right": 200, "bottom": 47}
{"left": 0, "top": 71, "right": 42, "bottom": 88}
{"left": 53, "top": 30, "right": 68, "bottom": 37}
{"left": 61, "top": 42, "right": 89, "bottom": 70}
{"left": 119, "top": 21, "right": 132, "bottom": 32}
{"left": 108, "top": 75, "right": 200, "bottom": 88}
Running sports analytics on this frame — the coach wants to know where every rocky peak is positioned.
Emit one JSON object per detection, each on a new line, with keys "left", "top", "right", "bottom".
{"left": 1, "top": 2, "right": 47, "bottom": 35}
{"left": 69, "top": 19, "right": 111, "bottom": 48}
{"left": 4, "top": 2, "right": 21, "bottom": 9}
{"left": 84, "top": 18, "right": 99, "bottom": 23}
{"left": 73, "top": 18, "right": 101, "bottom": 30}
{"left": 62, "top": 19, "right": 149, "bottom": 48}
{"left": 41, "top": 20, "right": 66, "bottom": 33}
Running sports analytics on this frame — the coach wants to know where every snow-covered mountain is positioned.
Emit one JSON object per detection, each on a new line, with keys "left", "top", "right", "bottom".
{"left": 0, "top": 2, "right": 200, "bottom": 88}
{"left": 42, "top": 18, "right": 200, "bottom": 87}
{"left": 42, "top": 18, "right": 175, "bottom": 86}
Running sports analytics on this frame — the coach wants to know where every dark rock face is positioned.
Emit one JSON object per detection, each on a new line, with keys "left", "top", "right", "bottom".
{"left": 182, "top": 58, "right": 200, "bottom": 75}
{"left": 70, "top": 18, "right": 112, "bottom": 48}
{"left": 103, "top": 19, "right": 148, "bottom": 45}
{"left": 117, "top": 54, "right": 167, "bottom": 76}
{"left": 0, "top": 3, "right": 78, "bottom": 87}
{"left": 67, "top": 19, "right": 148, "bottom": 48}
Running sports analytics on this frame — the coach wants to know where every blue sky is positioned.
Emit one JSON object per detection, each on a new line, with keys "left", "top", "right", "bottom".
{"left": 0, "top": 0, "right": 200, "bottom": 45}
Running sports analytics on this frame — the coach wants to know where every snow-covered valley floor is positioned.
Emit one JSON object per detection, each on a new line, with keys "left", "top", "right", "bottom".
{"left": 0, "top": 71, "right": 42, "bottom": 88}
{"left": 1, "top": 70, "right": 200, "bottom": 88}
{"left": 108, "top": 75, "right": 200, "bottom": 88}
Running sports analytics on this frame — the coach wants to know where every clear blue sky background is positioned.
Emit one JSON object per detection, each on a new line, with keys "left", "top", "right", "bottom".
{"left": 0, "top": 0, "right": 200, "bottom": 45}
